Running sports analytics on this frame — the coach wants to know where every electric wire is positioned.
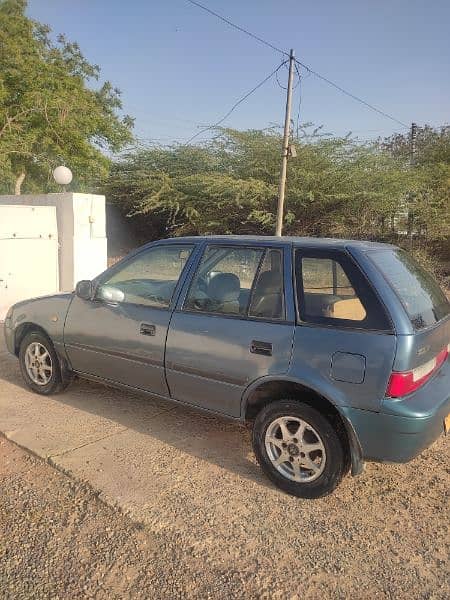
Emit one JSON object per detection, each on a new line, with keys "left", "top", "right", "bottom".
{"left": 185, "top": 60, "right": 288, "bottom": 144}
{"left": 295, "top": 59, "right": 408, "bottom": 128}
{"left": 276, "top": 62, "right": 300, "bottom": 91}
{"left": 185, "top": 0, "right": 409, "bottom": 129}
{"left": 185, "top": 0, "right": 287, "bottom": 57}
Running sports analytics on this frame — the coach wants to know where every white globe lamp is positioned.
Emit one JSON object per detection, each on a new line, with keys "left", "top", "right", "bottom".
{"left": 53, "top": 165, "right": 73, "bottom": 186}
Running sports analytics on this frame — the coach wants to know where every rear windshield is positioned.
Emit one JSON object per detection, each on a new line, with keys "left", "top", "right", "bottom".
{"left": 368, "top": 249, "right": 450, "bottom": 330}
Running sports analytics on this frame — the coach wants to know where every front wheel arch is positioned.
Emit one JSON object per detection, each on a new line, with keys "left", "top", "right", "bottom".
{"left": 14, "top": 322, "right": 51, "bottom": 356}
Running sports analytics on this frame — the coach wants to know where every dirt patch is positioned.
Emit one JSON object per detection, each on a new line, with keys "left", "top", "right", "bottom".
{"left": 1, "top": 436, "right": 449, "bottom": 599}
{"left": 0, "top": 438, "right": 247, "bottom": 599}
{"left": 0, "top": 337, "right": 449, "bottom": 599}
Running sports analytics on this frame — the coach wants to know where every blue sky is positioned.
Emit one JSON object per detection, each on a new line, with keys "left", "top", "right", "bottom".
{"left": 27, "top": 0, "right": 449, "bottom": 143}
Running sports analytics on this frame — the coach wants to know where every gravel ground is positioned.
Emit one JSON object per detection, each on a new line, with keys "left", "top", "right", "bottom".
{"left": 1, "top": 434, "right": 449, "bottom": 599}
{"left": 0, "top": 438, "right": 248, "bottom": 599}
{"left": 0, "top": 331, "right": 449, "bottom": 599}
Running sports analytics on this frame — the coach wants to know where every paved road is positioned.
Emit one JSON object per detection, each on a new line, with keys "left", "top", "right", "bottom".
{"left": 0, "top": 336, "right": 449, "bottom": 598}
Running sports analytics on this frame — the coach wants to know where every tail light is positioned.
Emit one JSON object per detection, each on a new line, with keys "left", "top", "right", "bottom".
{"left": 386, "top": 345, "right": 449, "bottom": 398}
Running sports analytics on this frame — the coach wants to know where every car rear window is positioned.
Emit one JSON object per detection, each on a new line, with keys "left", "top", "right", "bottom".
{"left": 295, "top": 250, "right": 392, "bottom": 331}
{"left": 368, "top": 249, "right": 450, "bottom": 330}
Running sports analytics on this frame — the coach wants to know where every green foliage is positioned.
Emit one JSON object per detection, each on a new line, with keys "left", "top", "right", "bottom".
{"left": 0, "top": 0, "right": 133, "bottom": 193}
{"left": 104, "top": 125, "right": 449, "bottom": 284}
{"left": 104, "top": 142, "right": 277, "bottom": 235}
{"left": 383, "top": 126, "right": 450, "bottom": 240}
{"left": 104, "top": 127, "right": 416, "bottom": 240}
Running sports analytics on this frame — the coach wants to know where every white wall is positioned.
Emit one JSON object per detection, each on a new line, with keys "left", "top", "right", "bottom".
{"left": 0, "top": 205, "right": 59, "bottom": 319}
{"left": 0, "top": 193, "right": 107, "bottom": 292}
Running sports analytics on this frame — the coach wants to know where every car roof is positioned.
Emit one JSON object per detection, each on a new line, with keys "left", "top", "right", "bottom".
{"left": 152, "top": 235, "right": 395, "bottom": 251}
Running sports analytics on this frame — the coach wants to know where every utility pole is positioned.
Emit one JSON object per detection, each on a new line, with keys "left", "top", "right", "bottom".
{"left": 410, "top": 122, "right": 417, "bottom": 166}
{"left": 407, "top": 122, "right": 418, "bottom": 245}
{"left": 275, "top": 48, "right": 295, "bottom": 236}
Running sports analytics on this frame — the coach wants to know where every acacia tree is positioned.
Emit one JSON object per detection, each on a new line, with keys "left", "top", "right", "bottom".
{"left": 383, "top": 125, "right": 450, "bottom": 241}
{"left": 103, "top": 126, "right": 450, "bottom": 283}
{"left": 104, "top": 127, "right": 412, "bottom": 238}
{"left": 0, "top": 0, "right": 133, "bottom": 194}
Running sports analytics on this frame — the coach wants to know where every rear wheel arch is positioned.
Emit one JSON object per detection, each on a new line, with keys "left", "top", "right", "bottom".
{"left": 243, "top": 378, "right": 362, "bottom": 475}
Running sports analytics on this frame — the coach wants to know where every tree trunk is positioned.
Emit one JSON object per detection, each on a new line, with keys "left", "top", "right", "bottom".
{"left": 14, "top": 170, "right": 26, "bottom": 195}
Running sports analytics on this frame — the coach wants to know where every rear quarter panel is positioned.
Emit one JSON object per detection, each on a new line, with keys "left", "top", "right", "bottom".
{"left": 289, "top": 244, "right": 398, "bottom": 411}
{"left": 289, "top": 325, "right": 397, "bottom": 411}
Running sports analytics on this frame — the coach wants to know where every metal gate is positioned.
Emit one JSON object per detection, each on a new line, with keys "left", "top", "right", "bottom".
{"left": 0, "top": 205, "right": 59, "bottom": 320}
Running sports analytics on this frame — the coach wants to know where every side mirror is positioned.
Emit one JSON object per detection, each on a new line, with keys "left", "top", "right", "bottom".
{"left": 96, "top": 284, "right": 125, "bottom": 304}
{"left": 75, "top": 280, "right": 93, "bottom": 300}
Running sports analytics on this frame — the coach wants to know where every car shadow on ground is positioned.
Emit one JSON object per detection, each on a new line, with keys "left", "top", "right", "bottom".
{"left": 0, "top": 353, "right": 274, "bottom": 491}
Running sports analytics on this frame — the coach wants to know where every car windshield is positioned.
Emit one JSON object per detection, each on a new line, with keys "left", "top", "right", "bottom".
{"left": 368, "top": 248, "right": 450, "bottom": 330}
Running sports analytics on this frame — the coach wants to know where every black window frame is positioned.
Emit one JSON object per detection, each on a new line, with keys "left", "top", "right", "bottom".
{"left": 294, "top": 248, "right": 393, "bottom": 332}
{"left": 182, "top": 244, "right": 287, "bottom": 322}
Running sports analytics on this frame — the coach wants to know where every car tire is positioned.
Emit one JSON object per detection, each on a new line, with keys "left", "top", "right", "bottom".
{"left": 19, "top": 331, "right": 69, "bottom": 395}
{"left": 253, "top": 400, "right": 346, "bottom": 499}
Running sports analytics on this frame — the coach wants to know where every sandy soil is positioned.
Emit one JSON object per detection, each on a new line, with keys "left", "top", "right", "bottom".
{"left": 0, "top": 337, "right": 449, "bottom": 599}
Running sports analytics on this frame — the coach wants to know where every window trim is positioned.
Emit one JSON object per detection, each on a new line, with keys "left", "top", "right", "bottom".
{"left": 93, "top": 242, "right": 196, "bottom": 311}
{"left": 247, "top": 248, "right": 286, "bottom": 321}
{"left": 181, "top": 244, "right": 288, "bottom": 322}
{"left": 294, "top": 248, "right": 393, "bottom": 333}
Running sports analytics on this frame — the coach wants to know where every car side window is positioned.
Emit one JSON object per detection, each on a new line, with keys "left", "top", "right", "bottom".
{"left": 296, "top": 250, "right": 392, "bottom": 331}
{"left": 248, "top": 249, "right": 285, "bottom": 319}
{"left": 96, "top": 245, "right": 194, "bottom": 308}
{"left": 184, "top": 246, "right": 265, "bottom": 316}
{"left": 301, "top": 257, "right": 366, "bottom": 321}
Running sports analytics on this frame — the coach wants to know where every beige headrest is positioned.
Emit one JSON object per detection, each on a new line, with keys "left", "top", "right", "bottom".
{"left": 332, "top": 298, "right": 366, "bottom": 321}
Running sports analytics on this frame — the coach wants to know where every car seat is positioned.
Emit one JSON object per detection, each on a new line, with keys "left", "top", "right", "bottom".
{"left": 207, "top": 272, "right": 241, "bottom": 314}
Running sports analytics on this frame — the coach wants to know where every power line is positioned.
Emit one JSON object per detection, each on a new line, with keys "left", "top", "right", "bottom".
{"left": 185, "top": 60, "right": 288, "bottom": 144}
{"left": 276, "top": 61, "right": 300, "bottom": 91}
{"left": 295, "top": 60, "right": 408, "bottom": 129}
{"left": 185, "top": 0, "right": 287, "bottom": 57}
{"left": 185, "top": 0, "right": 409, "bottom": 129}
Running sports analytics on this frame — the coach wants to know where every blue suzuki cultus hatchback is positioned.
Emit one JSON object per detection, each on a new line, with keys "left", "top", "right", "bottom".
{"left": 4, "top": 237, "right": 450, "bottom": 497}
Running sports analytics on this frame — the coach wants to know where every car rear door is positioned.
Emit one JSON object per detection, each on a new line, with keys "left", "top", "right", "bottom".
{"left": 64, "top": 242, "right": 197, "bottom": 395}
{"left": 164, "top": 241, "right": 296, "bottom": 418}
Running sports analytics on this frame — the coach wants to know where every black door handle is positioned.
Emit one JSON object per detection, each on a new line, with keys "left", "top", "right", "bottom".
{"left": 250, "top": 340, "right": 272, "bottom": 356}
{"left": 140, "top": 323, "right": 156, "bottom": 336}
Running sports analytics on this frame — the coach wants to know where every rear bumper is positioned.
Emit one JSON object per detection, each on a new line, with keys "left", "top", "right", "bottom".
{"left": 342, "top": 360, "right": 450, "bottom": 463}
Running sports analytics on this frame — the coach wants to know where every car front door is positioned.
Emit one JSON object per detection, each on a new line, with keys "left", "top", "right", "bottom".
{"left": 64, "top": 242, "right": 196, "bottom": 395}
{"left": 165, "top": 242, "right": 296, "bottom": 417}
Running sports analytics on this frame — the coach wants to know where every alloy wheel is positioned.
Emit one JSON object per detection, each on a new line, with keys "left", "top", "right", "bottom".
{"left": 24, "top": 342, "right": 53, "bottom": 386}
{"left": 264, "top": 415, "right": 326, "bottom": 482}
